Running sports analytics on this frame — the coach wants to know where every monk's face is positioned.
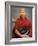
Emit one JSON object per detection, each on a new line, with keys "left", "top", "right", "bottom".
{"left": 19, "top": 8, "right": 26, "bottom": 17}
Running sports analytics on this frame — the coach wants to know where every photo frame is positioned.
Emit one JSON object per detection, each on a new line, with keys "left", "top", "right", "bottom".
{"left": 5, "top": 1, "right": 37, "bottom": 44}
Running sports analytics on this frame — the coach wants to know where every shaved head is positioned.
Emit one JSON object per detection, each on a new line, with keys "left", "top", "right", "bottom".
{"left": 19, "top": 8, "right": 26, "bottom": 16}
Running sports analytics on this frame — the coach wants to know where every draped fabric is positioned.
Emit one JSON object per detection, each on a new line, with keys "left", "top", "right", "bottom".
{"left": 12, "top": 17, "right": 32, "bottom": 38}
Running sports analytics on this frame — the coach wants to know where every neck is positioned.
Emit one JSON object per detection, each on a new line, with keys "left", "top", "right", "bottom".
{"left": 20, "top": 16, "right": 26, "bottom": 20}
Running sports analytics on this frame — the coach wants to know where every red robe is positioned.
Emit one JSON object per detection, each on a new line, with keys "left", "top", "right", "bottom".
{"left": 12, "top": 17, "right": 32, "bottom": 38}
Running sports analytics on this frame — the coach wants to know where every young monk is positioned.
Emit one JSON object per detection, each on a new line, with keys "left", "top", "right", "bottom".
{"left": 12, "top": 8, "right": 32, "bottom": 38}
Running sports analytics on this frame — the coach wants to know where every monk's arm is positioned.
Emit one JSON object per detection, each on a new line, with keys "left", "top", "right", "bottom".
{"left": 15, "top": 29, "right": 23, "bottom": 37}
{"left": 22, "top": 22, "right": 32, "bottom": 37}
{"left": 14, "top": 20, "right": 23, "bottom": 37}
{"left": 28, "top": 23, "right": 32, "bottom": 37}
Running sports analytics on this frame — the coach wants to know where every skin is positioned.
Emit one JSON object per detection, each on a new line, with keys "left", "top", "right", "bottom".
{"left": 15, "top": 29, "right": 29, "bottom": 38}
{"left": 15, "top": 8, "right": 29, "bottom": 38}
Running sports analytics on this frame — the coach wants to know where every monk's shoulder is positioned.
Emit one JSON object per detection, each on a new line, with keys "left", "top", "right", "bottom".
{"left": 16, "top": 18, "right": 20, "bottom": 22}
{"left": 25, "top": 18, "right": 31, "bottom": 25}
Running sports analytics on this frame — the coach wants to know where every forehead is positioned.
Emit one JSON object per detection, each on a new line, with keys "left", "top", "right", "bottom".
{"left": 19, "top": 8, "right": 25, "bottom": 13}
{"left": 19, "top": 8, "right": 25, "bottom": 11}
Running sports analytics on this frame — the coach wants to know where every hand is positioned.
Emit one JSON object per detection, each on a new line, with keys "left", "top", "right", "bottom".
{"left": 21, "top": 34, "right": 29, "bottom": 38}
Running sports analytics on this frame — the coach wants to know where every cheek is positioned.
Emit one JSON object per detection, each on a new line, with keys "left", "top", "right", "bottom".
{"left": 20, "top": 13, "right": 25, "bottom": 15}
